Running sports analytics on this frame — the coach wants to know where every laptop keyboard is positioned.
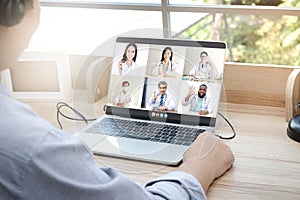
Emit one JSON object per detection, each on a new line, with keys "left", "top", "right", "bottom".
{"left": 85, "top": 118, "right": 205, "bottom": 146}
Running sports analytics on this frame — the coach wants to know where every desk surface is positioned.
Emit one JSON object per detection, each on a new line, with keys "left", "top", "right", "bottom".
{"left": 29, "top": 101, "right": 300, "bottom": 199}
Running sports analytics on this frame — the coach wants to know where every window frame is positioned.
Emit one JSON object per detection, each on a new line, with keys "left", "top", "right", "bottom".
{"left": 40, "top": 0, "right": 300, "bottom": 65}
{"left": 40, "top": 0, "right": 300, "bottom": 38}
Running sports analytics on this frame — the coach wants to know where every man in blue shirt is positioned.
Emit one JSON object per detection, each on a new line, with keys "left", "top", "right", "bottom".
{"left": 0, "top": 0, "right": 234, "bottom": 199}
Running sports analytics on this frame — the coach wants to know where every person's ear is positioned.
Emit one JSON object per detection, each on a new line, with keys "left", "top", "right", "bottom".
{"left": 0, "top": 0, "right": 26, "bottom": 27}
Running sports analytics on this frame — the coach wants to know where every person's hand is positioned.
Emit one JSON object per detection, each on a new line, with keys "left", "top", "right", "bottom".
{"left": 152, "top": 91, "right": 158, "bottom": 100}
{"left": 188, "top": 86, "right": 196, "bottom": 96}
{"left": 178, "top": 133, "right": 234, "bottom": 193}
{"left": 158, "top": 106, "right": 166, "bottom": 111}
{"left": 205, "top": 60, "right": 212, "bottom": 66}
{"left": 199, "top": 110, "right": 208, "bottom": 115}
{"left": 117, "top": 102, "right": 125, "bottom": 107}
{"left": 118, "top": 61, "right": 123, "bottom": 68}
{"left": 184, "top": 86, "right": 196, "bottom": 102}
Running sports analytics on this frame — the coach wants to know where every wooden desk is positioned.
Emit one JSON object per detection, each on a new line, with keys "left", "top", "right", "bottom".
{"left": 28, "top": 101, "right": 300, "bottom": 199}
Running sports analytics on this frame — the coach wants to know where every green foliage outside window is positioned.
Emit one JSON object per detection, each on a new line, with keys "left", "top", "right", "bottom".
{"left": 178, "top": 0, "right": 300, "bottom": 66}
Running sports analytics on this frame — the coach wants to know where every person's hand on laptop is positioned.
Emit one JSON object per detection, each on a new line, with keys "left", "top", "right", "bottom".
{"left": 178, "top": 132, "right": 234, "bottom": 194}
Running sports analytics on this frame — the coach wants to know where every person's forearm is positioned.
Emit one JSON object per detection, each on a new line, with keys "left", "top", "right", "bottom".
{"left": 150, "top": 99, "right": 156, "bottom": 104}
{"left": 184, "top": 95, "right": 191, "bottom": 102}
{"left": 177, "top": 161, "right": 214, "bottom": 194}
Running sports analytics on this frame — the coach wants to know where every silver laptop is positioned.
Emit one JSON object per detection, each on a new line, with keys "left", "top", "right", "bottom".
{"left": 78, "top": 37, "right": 226, "bottom": 165}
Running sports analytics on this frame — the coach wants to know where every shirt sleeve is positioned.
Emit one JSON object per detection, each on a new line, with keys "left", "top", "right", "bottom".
{"left": 128, "top": 93, "right": 134, "bottom": 106}
{"left": 152, "top": 63, "right": 161, "bottom": 76}
{"left": 145, "top": 171, "right": 207, "bottom": 200}
{"left": 182, "top": 94, "right": 194, "bottom": 106}
{"left": 149, "top": 96, "right": 156, "bottom": 105}
{"left": 114, "top": 93, "right": 120, "bottom": 104}
{"left": 189, "top": 66, "right": 196, "bottom": 76}
{"left": 166, "top": 96, "right": 177, "bottom": 111}
{"left": 20, "top": 129, "right": 206, "bottom": 200}
{"left": 206, "top": 96, "right": 213, "bottom": 113}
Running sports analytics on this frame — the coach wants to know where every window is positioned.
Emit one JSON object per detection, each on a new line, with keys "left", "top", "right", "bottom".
{"left": 2, "top": 52, "right": 71, "bottom": 101}
{"left": 29, "top": 6, "right": 162, "bottom": 55}
{"left": 34, "top": 0, "right": 300, "bottom": 65}
{"left": 173, "top": 12, "right": 300, "bottom": 65}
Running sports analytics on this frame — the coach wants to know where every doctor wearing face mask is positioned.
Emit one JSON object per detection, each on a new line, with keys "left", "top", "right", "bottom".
{"left": 114, "top": 81, "right": 133, "bottom": 107}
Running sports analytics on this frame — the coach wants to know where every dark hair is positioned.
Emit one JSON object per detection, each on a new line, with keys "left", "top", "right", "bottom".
{"left": 200, "top": 51, "right": 208, "bottom": 57}
{"left": 0, "top": 0, "right": 34, "bottom": 27}
{"left": 160, "top": 47, "right": 173, "bottom": 62}
{"left": 121, "top": 43, "right": 138, "bottom": 63}
{"left": 122, "top": 81, "right": 130, "bottom": 87}
{"left": 199, "top": 84, "right": 207, "bottom": 89}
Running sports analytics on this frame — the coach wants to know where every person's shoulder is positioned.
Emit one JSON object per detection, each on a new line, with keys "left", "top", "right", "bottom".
{"left": 205, "top": 95, "right": 212, "bottom": 100}
{"left": 191, "top": 93, "right": 198, "bottom": 98}
{"left": 193, "top": 63, "right": 199, "bottom": 67}
{"left": 157, "top": 62, "right": 163, "bottom": 67}
{"left": 166, "top": 93, "right": 175, "bottom": 99}
{"left": 0, "top": 96, "right": 66, "bottom": 160}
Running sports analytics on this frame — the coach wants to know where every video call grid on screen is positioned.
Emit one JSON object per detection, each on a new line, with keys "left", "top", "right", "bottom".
{"left": 106, "top": 37, "right": 226, "bottom": 127}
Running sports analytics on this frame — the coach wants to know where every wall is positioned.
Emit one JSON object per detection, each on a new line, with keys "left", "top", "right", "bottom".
{"left": 223, "top": 63, "right": 297, "bottom": 108}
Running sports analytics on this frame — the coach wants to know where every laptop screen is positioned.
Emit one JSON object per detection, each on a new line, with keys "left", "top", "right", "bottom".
{"left": 105, "top": 37, "right": 226, "bottom": 127}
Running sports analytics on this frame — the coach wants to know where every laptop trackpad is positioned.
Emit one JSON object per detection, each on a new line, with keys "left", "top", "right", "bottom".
{"left": 90, "top": 135, "right": 188, "bottom": 165}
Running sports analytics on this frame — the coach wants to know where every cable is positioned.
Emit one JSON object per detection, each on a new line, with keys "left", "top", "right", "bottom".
{"left": 56, "top": 102, "right": 97, "bottom": 130}
{"left": 56, "top": 102, "right": 236, "bottom": 140}
{"left": 215, "top": 112, "right": 236, "bottom": 140}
